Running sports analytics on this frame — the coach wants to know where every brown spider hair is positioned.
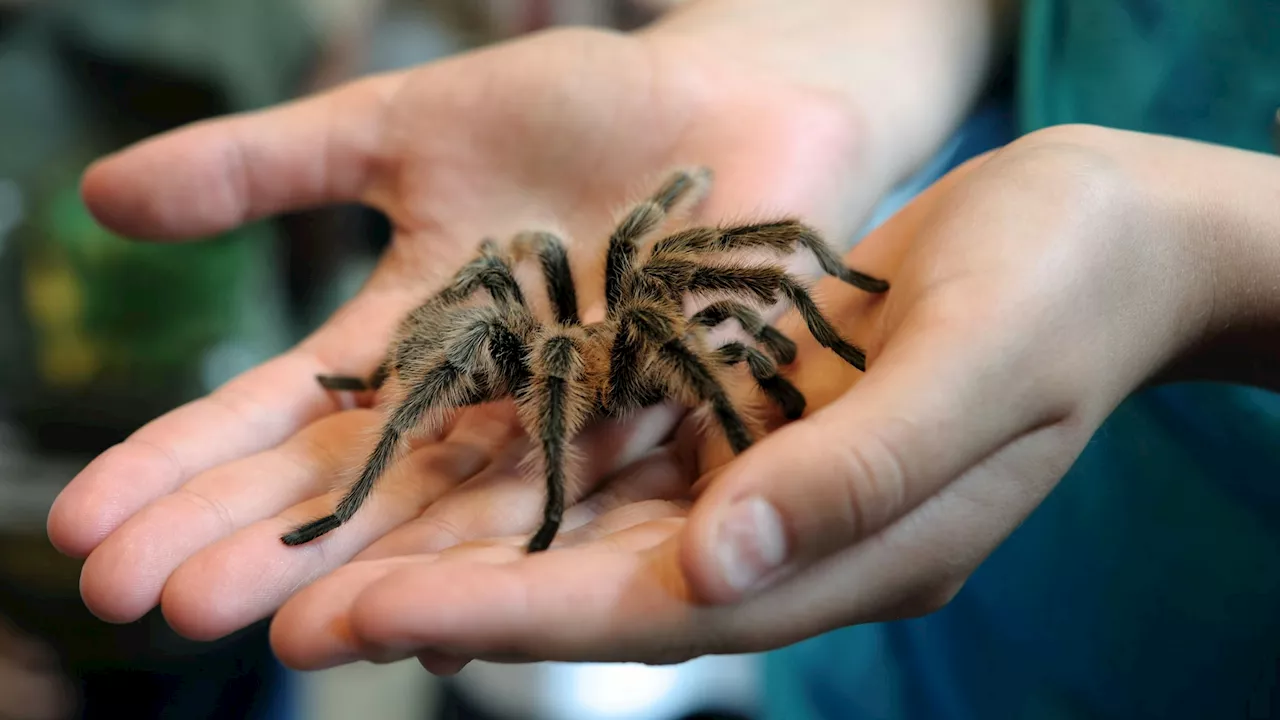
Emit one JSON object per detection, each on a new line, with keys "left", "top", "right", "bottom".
{"left": 282, "top": 168, "right": 889, "bottom": 552}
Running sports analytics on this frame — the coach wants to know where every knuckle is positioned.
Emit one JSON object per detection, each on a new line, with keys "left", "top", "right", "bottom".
{"left": 174, "top": 487, "right": 237, "bottom": 534}
{"left": 826, "top": 419, "right": 911, "bottom": 541}
{"left": 1000, "top": 124, "right": 1130, "bottom": 209}
{"left": 408, "top": 512, "right": 467, "bottom": 553}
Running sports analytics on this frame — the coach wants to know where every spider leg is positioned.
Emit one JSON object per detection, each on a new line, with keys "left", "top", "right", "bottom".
{"left": 511, "top": 231, "right": 580, "bottom": 325}
{"left": 314, "top": 240, "right": 530, "bottom": 392}
{"left": 519, "top": 332, "right": 592, "bottom": 552}
{"left": 649, "top": 219, "right": 889, "bottom": 294}
{"left": 612, "top": 301, "right": 755, "bottom": 451}
{"left": 632, "top": 256, "right": 786, "bottom": 309}
{"left": 433, "top": 238, "right": 526, "bottom": 309}
{"left": 283, "top": 361, "right": 476, "bottom": 545}
{"left": 282, "top": 311, "right": 532, "bottom": 546}
{"left": 604, "top": 317, "right": 654, "bottom": 414}
{"left": 713, "top": 341, "right": 805, "bottom": 420}
{"left": 656, "top": 336, "right": 755, "bottom": 454}
{"left": 604, "top": 303, "right": 756, "bottom": 453}
{"left": 602, "top": 299, "right": 681, "bottom": 415}
{"left": 777, "top": 274, "right": 872, "bottom": 371}
{"left": 645, "top": 259, "right": 873, "bottom": 372}
{"left": 605, "top": 168, "right": 712, "bottom": 315}
{"left": 690, "top": 300, "right": 797, "bottom": 364}
{"left": 316, "top": 358, "right": 391, "bottom": 392}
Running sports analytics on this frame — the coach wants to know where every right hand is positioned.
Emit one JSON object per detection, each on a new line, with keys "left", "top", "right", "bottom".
{"left": 267, "top": 125, "right": 1280, "bottom": 675}
{"left": 47, "top": 24, "right": 891, "bottom": 644}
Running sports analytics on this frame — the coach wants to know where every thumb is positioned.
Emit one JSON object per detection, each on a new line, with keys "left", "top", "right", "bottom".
{"left": 680, "top": 306, "right": 1067, "bottom": 605}
{"left": 80, "top": 71, "right": 404, "bottom": 241}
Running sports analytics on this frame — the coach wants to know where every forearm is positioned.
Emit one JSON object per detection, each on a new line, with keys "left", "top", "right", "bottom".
{"left": 640, "top": 0, "right": 1020, "bottom": 192}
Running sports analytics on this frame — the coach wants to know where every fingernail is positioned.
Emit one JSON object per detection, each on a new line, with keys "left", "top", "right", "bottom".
{"left": 715, "top": 496, "right": 788, "bottom": 593}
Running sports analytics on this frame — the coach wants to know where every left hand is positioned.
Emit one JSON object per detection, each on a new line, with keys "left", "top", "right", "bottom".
{"left": 270, "top": 124, "right": 1275, "bottom": 673}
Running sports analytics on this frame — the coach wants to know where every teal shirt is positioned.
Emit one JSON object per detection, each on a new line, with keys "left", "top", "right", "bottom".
{"left": 765, "top": 2, "right": 1280, "bottom": 718}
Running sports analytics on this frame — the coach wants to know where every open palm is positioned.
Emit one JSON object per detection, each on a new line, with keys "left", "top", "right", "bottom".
{"left": 46, "top": 26, "right": 878, "bottom": 646}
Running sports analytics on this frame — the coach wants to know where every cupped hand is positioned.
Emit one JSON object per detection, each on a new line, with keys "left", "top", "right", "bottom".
{"left": 46, "top": 26, "right": 881, "bottom": 641}
{"left": 267, "top": 125, "right": 1222, "bottom": 672}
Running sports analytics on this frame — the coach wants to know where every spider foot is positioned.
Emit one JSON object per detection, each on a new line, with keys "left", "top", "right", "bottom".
{"left": 281, "top": 515, "right": 343, "bottom": 545}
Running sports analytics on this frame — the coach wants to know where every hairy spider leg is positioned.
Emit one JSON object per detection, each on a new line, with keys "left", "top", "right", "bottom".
{"left": 601, "top": 301, "right": 673, "bottom": 415}
{"left": 315, "top": 240, "right": 528, "bottom": 393}
{"left": 604, "top": 167, "right": 713, "bottom": 316}
{"left": 638, "top": 255, "right": 876, "bottom": 373}
{"left": 434, "top": 238, "right": 527, "bottom": 307}
{"left": 776, "top": 275, "right": 872, "bottom": 371}
{"left": 520, "top": 332, "right": 593, "bottom": 552}
{"left": 655, "top": 337, "right": 755, "bottom": 454}
{"left": 317, "top": 360, "right": 390, "bottom": 392}
{"left": 602, "top": 297, "right": 756, "bottom": 453}
{"left": 712, "top": 342, "right": 806, "bottom": 420}
{"left": 615, "top": 260, "right": 794, "bottom": 413}
{"left": 634, "top": 256, "right": 784, "bottom": 305}
{"left": 690, "top": 300, "right": 798, "bottom": 364}
{"left": 511, "top": 230, "right": 580, "bottom": 325}
{"left": 648, "top": 220, "right": 890, "bottom": 294}
{"left": 282, "top": 311, "right": 533, "bottom": 546}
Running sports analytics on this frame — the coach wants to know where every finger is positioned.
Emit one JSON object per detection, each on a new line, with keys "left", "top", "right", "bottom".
{"left": 342, "top": 531, "right": 699, "bottom": 666}
{"left": 686, "top": 413, "right": 1090, "bottom": 653}
{"left": 678, "top": 288, "right": 1074, "bottom": 604}
{"left": 272, "top": 545, "right": 518, "bottom": 671}
{"left": 80, "top": 72, "right": 405, "bottom": 240}
{"left": 265, "top": 555, "right": 423, "bottom": 668}
{"left": 271, "top": 506, "right": 687, "bottom": 670}
{"left": 47, "top": 241, "right": 430, "bottom": 561}
{"left": 47, "top": 351, "right": 348, "bottom": 559}
{"left": 352, "top": 402, "right": 685, "bottom": 560}
{"left": 556, "top": 447, "right": 691, "bottom": 538}
{"left": 76, "top": 409, "right": 379, "bottom": 624}
{"left": 320, "top": 420, "right": 1081, "bottom": 671}
{"left": 157, "top": 427, "right": 504, "bottom": 641}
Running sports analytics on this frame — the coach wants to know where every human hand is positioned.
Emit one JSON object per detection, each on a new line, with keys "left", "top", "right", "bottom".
{"left": 0, "top": 616, "right": 73, "bottom": 720}
{"left": 266, "top": 125, "right": 1280, "bottom": 671}
{"left": 46, "top": 25, "right": 886, "bottom": 641}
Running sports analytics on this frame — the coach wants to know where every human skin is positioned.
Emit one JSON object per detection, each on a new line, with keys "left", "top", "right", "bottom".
{"left": 0, "top": 617, "right": 73, "bottom": 720}
{"left": 45, "top": 0, "right": 1037, "bottom": 671}
{"left": 271, "top": 125, "right": 1280, "bottom": 670}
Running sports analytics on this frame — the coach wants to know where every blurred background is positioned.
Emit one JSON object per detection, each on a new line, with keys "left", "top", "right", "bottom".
{"left": 0, "top": 0, "right": 764, "bottom": 718}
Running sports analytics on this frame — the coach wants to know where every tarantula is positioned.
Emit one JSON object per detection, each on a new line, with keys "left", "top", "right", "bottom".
{"left": 280, "top": 167, "right": 889, "bottom": 553}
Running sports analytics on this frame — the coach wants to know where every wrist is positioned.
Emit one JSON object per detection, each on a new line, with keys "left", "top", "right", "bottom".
{"left": 1071, "top": 125, "right": 1280, "bottom": 390}
{"left": 638, "top": 0, "right": 1017, "bottom": 197}
{"left": 1160, "top": 139, "right": 1280, "bottom": 389}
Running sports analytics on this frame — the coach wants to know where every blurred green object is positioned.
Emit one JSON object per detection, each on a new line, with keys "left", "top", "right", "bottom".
{"left": 0, "top": 0, "right": 319, "bottom": 451}
{"left": 4, "top": 145, "right": 291, "bottom": 451}
{"left": 14, "top": 167, "right": 287, "bottom": 434}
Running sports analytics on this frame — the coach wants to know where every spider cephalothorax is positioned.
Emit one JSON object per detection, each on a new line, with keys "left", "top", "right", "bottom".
{"left": 281, "top": 168, "right": 889, "bottom": 553}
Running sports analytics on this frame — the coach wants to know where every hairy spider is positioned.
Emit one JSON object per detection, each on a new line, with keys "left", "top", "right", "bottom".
{"left": 280, "top": 167, "right": 889, "bottom": 553}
